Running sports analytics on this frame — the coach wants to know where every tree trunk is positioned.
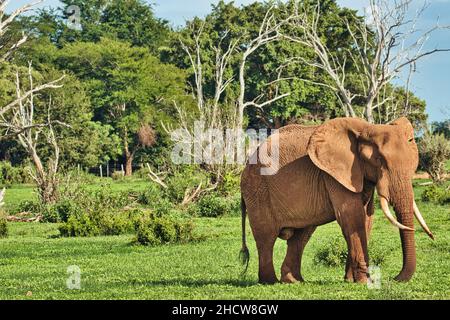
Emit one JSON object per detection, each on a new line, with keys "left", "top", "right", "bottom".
{"left": 125, "top": 151, "right": 133, "bottom": 176}
{"left": 123, "top": 126, "right": 133, "bottom": 176}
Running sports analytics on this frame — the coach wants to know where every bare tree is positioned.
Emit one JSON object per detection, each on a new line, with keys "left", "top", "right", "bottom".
{"left": 0, "top": 0, "right": 43, "bottom": 61}
{"left": 0, "top": 63, "right": 65, "bottom": 204}
{"left": 237, "top": 5, "right": 292, "bottom": 130}
{"left": 286, "top": 0, "right": 450, "bottom": 123}
{"left": 166, "top": 6, "right": 292, "bottom": 194}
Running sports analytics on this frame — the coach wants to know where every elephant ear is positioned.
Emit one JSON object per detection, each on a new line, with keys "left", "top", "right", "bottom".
{"left": 307, "top": 118, "right": 368, "bottom": 193}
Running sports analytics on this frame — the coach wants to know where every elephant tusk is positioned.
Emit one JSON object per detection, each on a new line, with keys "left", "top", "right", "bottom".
{"left": 379, "top": 197, "right": 414, "bottom": 231}
{"left": 413, "top": 200, "right": 434, "bottom": 240}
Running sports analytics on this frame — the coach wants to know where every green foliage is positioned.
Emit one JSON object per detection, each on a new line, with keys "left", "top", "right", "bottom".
{"left": 58, "top": 209, "right": 134, "bottom": 237}
{"left": 432, "top": 120, "right": 450, "bottom": 139}
{"left": 418, "top": 132, "right": 450, "bottom": 183}
{"left": 165, "top": 166, "right": 208, "bottom": 203}
{"left": 189, "top": 193, "right": 240, "bottom": 217}
{"left": 133, "top": 211, "right": 197, "bottom": 246}
{"left": 111, "top": 171, "right": 125, "bottom": 181}
{"left": 421, "top": 185, "right": 450, "bottom": 205}
{"left": 53, "top": 0, "right": 170, "bottom": 52}
{"left": 194, "top": 194, "right": 229, "bottom": 217}
{"left": 314, "top": 236, "right": 347, "bottom": 267}
{"left": 13, "top": 200, "right": 42, "bottom": 215}
{"left": 219, "top": 171, "right": 240, "bottom": 196}
{"left": 137, "top": 183, "right": 163, "bottom": 205}
{"left": 0, "top": 216, "right": 7, "bottom": 238}
{"left": 42, "top": 199, "right": 82, "bottom": 223}
{"left": 0, "top": 161, "right": 32, "bottom": 186}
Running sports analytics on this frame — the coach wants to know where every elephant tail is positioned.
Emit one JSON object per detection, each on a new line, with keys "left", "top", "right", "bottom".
{"left": 239, "top": 195, "right": 250, "bottom": 275}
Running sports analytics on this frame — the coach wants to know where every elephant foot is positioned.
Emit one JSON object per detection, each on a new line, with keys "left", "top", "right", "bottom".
{"left": 258, "top": 277, "right": 279, "bottom": 285}
{"left": 344, "top": 274, "right": 354, "bottom": 283}
{"left": 258, "top": 270, "right": 278, "bottom": 285}
{"left": 281, "top": 272, "right": 304, "bottom": 284}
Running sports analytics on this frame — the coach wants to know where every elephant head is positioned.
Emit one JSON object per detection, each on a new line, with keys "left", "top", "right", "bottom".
{"left": 307, "top": 117, "right": 433, "bottom": 281}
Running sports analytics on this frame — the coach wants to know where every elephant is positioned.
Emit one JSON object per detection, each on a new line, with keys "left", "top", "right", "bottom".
{"left": 239, "top": 117, "right": 434, "bottom": 284}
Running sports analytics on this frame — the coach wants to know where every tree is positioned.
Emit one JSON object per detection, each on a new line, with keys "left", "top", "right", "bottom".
{"left": 432, "top": 120, "right": 450, "bottom": 139}
{"left": 418, "top": 132, "right": 450, "bottom": 184}
{"left": 0, "top": 63, "right": 64, "bottom": 203}
{"left": 32, "top": 0, "right": 171, "bottom": 53}
{"left": 285, "top": 0, "right": 449, "bottom": 123}
{"left": 56, "top": 38, "right": 187, "bottom": 175}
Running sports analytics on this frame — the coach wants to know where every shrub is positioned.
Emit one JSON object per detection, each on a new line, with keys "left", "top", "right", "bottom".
{"left": 59, "top": 213, "right": 100, "bottom": 237}
{"left": 0, "top": 216, "right": 7, "bottom": 238}
{"left": 227, "top": 193, "right": 242, "bottom": 216}
{"left": 111, "top": 170, "right": 125, "bottom": 181}
{"left": 369, "top": 246, "right": 388, "bottom": 266}
{"left": 314, "top": 237, "right": 347, "bottom": 267}
{"left": 193, "top": 194, "right": 229, "bottom": 217}
{"left": 0, "top": 161, "right": 32, "bottom": 186}
{"left": 418, "top": 133, "right": 450, "bottom": 184}
{"left": 137, "top": 183, "right": 164, "bottom": 206}
{"left": 165, "top": 166, "right": 207, "bottom": 203}
{"left": 219, "top": 171, "right": 240, "bottom": 196}
{"left": 58, "top": 209, "right": 135, "bottom": 237}
{"left": 42, "top": 199, "right": 82, "bottom": 223}
{"left": 133, "top": 212, "right": 197, "bottom": 246}
{"left": 11, "top": 200, "right": 42, "bottom": 215}
{"left": 421, "top": 184, "right": 450, "bottom": 204}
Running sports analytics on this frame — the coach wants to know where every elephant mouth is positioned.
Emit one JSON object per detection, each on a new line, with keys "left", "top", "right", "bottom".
{"left": 378, "top": 195, "right": 434, "bottom": 240}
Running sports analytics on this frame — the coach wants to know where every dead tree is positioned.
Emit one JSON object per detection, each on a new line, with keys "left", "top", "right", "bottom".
{"left": 287, "top": 0, "right": 450, "bottom": 123}
{"left": 0, "top": 63, "right": 65, "bottom": 204}
{"left": 236, "top": 5, "right": 291, "bottom": 130}
{"left": 0, "top": 0, "right": 43, "bottom": 61}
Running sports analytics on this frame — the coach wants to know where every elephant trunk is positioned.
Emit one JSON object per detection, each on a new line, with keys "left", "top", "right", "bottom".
{"left": 391, "top": 183, "right": 416, "bottom": 282}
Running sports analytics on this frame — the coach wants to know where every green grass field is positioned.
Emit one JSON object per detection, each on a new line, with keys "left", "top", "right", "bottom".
{"left": 0, "top": 181, "right": 449, "bottom": 300}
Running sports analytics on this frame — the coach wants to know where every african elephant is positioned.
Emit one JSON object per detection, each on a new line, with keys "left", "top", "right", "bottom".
{"left": 239, "top": 117, "right": 433, "bottom": 284}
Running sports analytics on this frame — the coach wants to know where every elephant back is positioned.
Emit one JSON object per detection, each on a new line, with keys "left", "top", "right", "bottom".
{"left": 241, "top": 124, "right": 318, "bottom": 202}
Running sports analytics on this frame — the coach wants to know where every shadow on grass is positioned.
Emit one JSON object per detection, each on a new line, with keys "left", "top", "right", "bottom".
{"left": 129, "top": 277, "right": 342, "bottom": 288}
{"left": 129, "top": 278, "right": 258, "bottom": 288}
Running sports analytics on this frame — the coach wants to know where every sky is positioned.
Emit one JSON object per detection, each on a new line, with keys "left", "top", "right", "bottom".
{"left": 7, "top": 0, "right": 450, "bottom": 122}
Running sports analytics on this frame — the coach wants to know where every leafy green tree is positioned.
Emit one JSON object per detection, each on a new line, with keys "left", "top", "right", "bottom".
{"left": 432, "top": 120, "right": 450, "bottom": 138}
{"left": 30, "top": 0, "right": 171, "bottom": 53}
{"left": 56, "top": 38, "right": 187, "bottom": 175}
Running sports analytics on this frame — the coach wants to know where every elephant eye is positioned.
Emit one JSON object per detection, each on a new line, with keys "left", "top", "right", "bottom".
{"left": 408, "top": 138, "right": 414, "bottom": 143}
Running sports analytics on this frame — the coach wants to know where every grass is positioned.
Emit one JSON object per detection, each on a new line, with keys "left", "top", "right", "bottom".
{"left": 0, "top": 182, "right": 449, "bottom": 299}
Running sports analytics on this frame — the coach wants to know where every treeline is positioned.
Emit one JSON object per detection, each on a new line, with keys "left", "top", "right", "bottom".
{"left": 0, "top": 0, "right": 430, "bottom": 176}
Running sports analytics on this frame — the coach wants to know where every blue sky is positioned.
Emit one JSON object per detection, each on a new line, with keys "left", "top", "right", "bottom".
{"left": 8, "top": 0, "right": 450, "bottom": 122}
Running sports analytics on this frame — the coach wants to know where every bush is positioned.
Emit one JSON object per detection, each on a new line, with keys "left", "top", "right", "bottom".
{"left": 314, "top": 237, "right": 347, "bottom": 267}
{"left": 58, "top": 209, "right": 135, "bottom": 237}
{"left": 219, "top": 171, "right": 240, "bottom": 196}
{"left": 188, "top": 193, "right": 241, "bottom": 217}
{"left": 192, "top": 194, "right": 229, "bottom": 217}
{"left": 421, "top": 184, "right": 450, "bottom": 204}
{"left": 165, "top": 166, "right": 207, "bottom": 203}
{"left": 418, "top": 133, "right": 450, "bottom": 184}
{"left": 0, "top": 216, "right": 7, "bottom": 238}
{"left": 12, "top": 200, "right": 41, "bottom": 214}
{"left": 137, "top": 183, "right": 164, "bottom": 206}
{"left": 133, "top": 211, "right": 197, "bottom": 246}
{"left": 111, "top": 170, "right": 125, "bottom": 181}
{"left": 0, "top": 161, "right": 32, "bottom": 186}
{"left": 42, "top": 199, "right": 82, "bottom": 223}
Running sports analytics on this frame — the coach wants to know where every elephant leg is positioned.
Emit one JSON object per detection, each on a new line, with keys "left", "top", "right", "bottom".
{"left": 345, "top": 212, "right": 373, "bottom": 282}
{"left": 254, "top": 230, "right": 278, "bottom": 284}
{"left": 281, "top": 226, "right": 316, "bottom": 283}
{"left": 326, "top": 178, "right": 369, "bottom": 283}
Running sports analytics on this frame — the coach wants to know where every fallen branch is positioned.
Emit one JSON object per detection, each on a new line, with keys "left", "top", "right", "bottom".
{"left": 146, "top": 163, "right": 167, "bottom": 189}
